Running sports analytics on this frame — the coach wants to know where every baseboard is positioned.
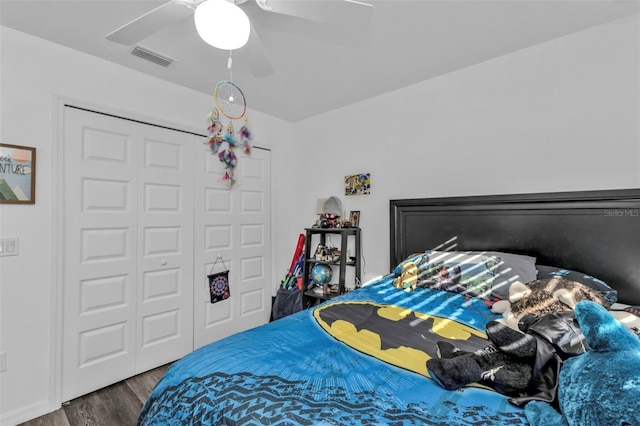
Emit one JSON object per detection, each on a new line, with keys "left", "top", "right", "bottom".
{"left": 0, "top": 400, "right": 58, "bottom": 426}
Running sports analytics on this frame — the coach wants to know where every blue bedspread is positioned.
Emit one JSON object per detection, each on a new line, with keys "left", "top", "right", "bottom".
{"left": 138, "top": 277, "right": 527, "bottom": 425}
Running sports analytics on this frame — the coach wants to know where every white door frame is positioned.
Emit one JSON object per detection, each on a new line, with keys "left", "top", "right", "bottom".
{"left": 50, "top": 94, "right": 277, "bottom": 410}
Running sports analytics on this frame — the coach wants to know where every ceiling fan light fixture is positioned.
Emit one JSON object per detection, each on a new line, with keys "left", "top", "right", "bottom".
{"left": 194, "top": 0, "right": 251, "bottom": 50}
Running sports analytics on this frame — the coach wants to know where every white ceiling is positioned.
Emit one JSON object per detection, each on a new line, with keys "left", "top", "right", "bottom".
{"left": 2, "top": 0, "right": 640, "bottom": 122}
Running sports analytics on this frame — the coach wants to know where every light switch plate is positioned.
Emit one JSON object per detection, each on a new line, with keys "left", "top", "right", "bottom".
{"left": 0, "top": 238, "right": 19, "bottom": 256}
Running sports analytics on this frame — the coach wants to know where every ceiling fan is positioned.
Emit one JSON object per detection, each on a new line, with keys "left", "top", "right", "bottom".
{"left": 105, "top": 0, "right": 374, "bottom": 78}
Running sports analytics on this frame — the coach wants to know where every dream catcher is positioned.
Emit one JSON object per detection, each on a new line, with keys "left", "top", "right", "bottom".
{"left": 214, "top": 80, "right": 246, "bottom": 120}
{"left": 206, "top": 53, "right": 253, "bottom": 188}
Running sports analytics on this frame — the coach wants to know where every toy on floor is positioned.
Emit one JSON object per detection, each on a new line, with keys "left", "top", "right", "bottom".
{"left": 524, "top": 301, "right": 640, "bottom": 426}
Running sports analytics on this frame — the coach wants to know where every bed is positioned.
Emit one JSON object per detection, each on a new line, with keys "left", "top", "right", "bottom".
{"left": 138, "top": 188, "right": 640, "bottom": 425}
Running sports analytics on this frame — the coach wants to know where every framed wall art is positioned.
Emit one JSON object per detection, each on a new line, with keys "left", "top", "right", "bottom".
{"left": 0, "top": 143, "right": 36, "bottom": 204}
{"left": 344, "top": 172, "right": 371, "bottom": 196}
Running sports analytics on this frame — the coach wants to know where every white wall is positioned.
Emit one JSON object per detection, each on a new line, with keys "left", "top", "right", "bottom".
{"left": 0, "top": 26, "right": 296, "bottom": 424}
{"left": 290, "top": 14, "right": 640, "bottom": 279}
{"left": 2, "top": 12, "right": 640, "bottom": 425}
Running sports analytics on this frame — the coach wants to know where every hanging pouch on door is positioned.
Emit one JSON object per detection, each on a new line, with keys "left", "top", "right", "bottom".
{"left": 208, "top": 257, "right": 230, "bottom": 304}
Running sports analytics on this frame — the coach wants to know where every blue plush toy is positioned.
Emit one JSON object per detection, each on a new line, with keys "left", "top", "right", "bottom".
{"left": 525, "top": 301, "right": 640, "bottom": 426}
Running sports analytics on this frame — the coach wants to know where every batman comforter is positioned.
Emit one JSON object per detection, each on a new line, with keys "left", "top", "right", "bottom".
{"left": 138, "top": 277, "right": 527, "bottom": 425}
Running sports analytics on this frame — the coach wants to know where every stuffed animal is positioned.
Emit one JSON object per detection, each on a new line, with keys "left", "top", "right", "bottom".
{"left": 524, "top": 300, "right": 640, "bottom": 426}
{"left": 491, "top": 276, "right": 610, "bottom": 331}
{"left": 393, "top": 261, "right": 418, "bottom": 291}
{"left": 427, "top": 322, "right": 537, "bottom": 397}
{"left": 427, "top": 277, "right": 609, "bottom": 402}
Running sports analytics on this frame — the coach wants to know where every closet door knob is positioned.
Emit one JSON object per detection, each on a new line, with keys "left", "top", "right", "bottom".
{"left": 161, "top": 260, "right": 167, "bottom": 265}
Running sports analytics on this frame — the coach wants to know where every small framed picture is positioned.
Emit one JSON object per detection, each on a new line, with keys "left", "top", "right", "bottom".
{"left": 0, "top": 143, "right": 36, "bottom": 204}
{"left": 350, "top": 211, "right": 360, "bottom": 228}
{"left": 344, "top": 173, "right": 371, "bottom": 196}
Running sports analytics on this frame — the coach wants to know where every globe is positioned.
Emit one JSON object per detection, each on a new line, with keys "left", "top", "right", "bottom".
{"left": 311, "top": 264, "right": 333, "bottom": 285}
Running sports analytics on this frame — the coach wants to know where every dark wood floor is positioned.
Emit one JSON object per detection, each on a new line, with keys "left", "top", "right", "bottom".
{"left": 19, "top": 363, "right": 171, "bottom": 426}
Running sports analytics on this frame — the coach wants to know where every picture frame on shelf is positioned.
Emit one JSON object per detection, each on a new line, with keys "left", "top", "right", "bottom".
{"left": 349, "top": 211, "right": 360, "bottom": 228}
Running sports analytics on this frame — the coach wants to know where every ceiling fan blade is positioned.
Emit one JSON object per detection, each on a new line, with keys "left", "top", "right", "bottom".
{"left": 255, "top": 0, "right": 374, "bottom": 26}
{"left": 106, "top": 1, "right": 195, "bottom": 45}
{"left": 247, "top": 21, "right": 274, "bottom": 78}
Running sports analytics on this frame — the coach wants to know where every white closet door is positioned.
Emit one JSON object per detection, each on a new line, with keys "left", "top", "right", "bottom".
{"left": 135, "top": 124, "right": 197, "bottom": 373}
{"left": 62, "top": 108, "right": 139, "bottom": 401}
{"left": 62, "top": 107, "right": 198, "bottom": 401}
{"left": 193, "top": 147, "right": 272, "bottom": 349}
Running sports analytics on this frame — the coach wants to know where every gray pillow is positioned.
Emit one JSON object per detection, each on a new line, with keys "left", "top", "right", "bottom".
{"left": 483, "top": 251, "right": 537, "bottom": 300}
{"left": 535, "top": 265, "right": 617, "bottom": 304}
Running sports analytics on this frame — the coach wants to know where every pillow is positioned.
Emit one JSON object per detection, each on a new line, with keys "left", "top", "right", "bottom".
{"left": 482, "top": 251, "right": 537, "bottom": 301}
{"left": 392, "top": 252, "right": 429, "bottom": 277}
{"left": 535, "top": 265, "right": 617, "bottom": 304}
{"left": 392, "top": 251, "right": 536, "bottom": 300}
{"left": 414, "top": 250, "right": 500, "bottom": 299}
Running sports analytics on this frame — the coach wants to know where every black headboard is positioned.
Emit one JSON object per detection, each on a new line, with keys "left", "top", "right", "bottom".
{"left": 390, "top": 189, "right": 640, "bottom": 305}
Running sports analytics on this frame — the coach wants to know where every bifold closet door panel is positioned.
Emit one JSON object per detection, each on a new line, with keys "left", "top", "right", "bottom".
{"left": 193, "top": 148, "right": 272, "bottom": 349}
{"left": 62, "top": 108, "right": 139, "bottom": 402}
{"left": 62, "top": 107, "right": 197, "bottom": 401}
{"left": 135, "top": 124, "right": 196, "bottom": 373}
